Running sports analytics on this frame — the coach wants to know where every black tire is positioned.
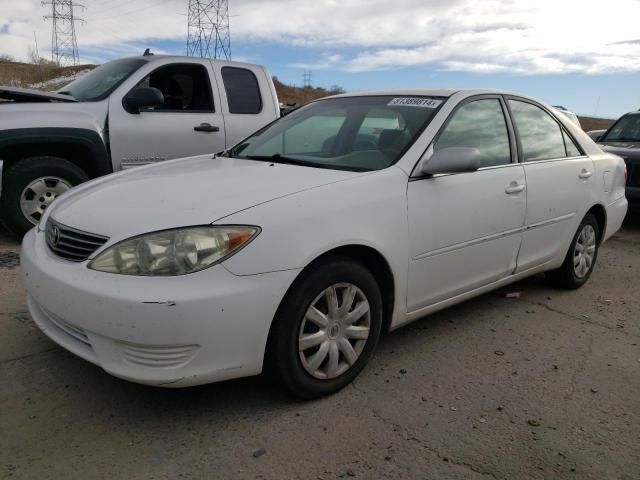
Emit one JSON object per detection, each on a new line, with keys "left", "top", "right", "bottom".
{"left": 0, "top": 156, "right": 89, "bottom": 237}
{"left": 546, "top": 213, "right": 601, "bottom": 289}
{"left": 267, "top": 257, "right": 383, "bottom": 399}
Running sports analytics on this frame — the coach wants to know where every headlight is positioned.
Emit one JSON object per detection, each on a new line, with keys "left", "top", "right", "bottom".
{"left": 88, "top": 226, "right": 260, "bottom": 276}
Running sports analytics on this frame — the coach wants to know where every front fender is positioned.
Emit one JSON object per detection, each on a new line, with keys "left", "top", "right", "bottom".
{"left": 0, "top": 127, "right": 112, "bottom": 176}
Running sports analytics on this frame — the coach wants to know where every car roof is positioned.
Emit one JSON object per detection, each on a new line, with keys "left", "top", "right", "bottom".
{"left": 326, "top": 88, "right": 526, "bottom": 100}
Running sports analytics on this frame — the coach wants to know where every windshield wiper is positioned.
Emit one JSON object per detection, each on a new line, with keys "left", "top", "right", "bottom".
{"left": 243, "top": 154, "right": 329, "bottom": 169}
{"left": 242, "top": 154, "right": 371, "bottom": 172}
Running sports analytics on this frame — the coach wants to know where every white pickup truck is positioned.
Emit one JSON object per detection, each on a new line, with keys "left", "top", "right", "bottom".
{"left": 0, "top": 54, "right": 280, "bottom": 235}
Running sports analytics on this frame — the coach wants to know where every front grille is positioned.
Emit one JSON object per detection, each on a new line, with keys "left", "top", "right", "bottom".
{"left": 626, "top": 160, "right": 640, "bottom": 187}
{"left": 45, "top": 218, "right": 109, "bottom": 262}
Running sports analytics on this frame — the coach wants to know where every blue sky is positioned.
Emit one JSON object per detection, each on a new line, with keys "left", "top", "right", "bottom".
{"left": 3, "top": 0, "right": 640, "bottom": 118}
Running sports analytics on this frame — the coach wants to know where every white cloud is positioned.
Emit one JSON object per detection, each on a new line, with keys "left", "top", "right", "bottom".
{"left": 1, "top": 0, "right": 640, "bottom": 75}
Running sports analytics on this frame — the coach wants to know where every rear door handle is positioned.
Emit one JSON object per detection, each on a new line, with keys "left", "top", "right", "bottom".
{"left": 579, "top": 169, "right": 593, "bottom": 179}
{"left": 194, "top": 123, "right": 220, "bottom": 132}
{"left": 505, "top": 182, "right": 525, "bottom": 194}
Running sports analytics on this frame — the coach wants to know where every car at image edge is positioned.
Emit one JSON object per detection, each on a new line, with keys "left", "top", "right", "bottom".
{"left": 588, "top": 109, "right": 640, "bottom": 212}
{"left": 21, "top": 88, "right": 628, "bottom": 399}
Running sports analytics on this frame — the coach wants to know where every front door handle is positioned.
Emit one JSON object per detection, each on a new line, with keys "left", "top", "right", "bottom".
{"left": 194, "top": 123, "right": 220, "bottom": 132}
{"left": 505, "top": 182, "right": 525, "bottom": 194}
{"left": 579, "top": 169, "right": 593, "bottom": 179}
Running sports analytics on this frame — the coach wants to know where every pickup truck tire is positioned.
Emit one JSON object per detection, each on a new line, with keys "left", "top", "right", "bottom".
{"left": 0, "top": 156, "right": 89, "bottom": 237}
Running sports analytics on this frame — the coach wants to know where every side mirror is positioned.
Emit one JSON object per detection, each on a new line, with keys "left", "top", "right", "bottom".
{"left": 123, "top": 87, "right": 164, "bottom": 113}
{"left": 421, "top": 147, "right": 481, "bottom": 176}
{"left": 587, "top": 129, "right": 606, "bottom": 142}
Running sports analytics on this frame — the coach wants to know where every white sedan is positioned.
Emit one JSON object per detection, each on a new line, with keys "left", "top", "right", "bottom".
{"left": 22, "top": 89, "right": 628, "bottom": 398}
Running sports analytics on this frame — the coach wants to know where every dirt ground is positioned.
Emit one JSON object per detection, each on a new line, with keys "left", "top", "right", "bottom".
{"left": 1, "top": 217, "right": 639, "bottom": 480}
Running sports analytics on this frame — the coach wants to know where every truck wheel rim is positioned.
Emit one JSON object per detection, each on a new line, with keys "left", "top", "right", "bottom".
{"left": 298, "top": 283, "right": 371, "bottom": 380}
{"left": 573, "top": 224, "right": 596, "bottom": 278}
{"left": 20, "top": 177, "right": 72, "bottom": 225}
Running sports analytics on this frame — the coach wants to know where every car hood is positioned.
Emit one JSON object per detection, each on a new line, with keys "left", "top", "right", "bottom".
{"left": 48, "top": 155, "right": 364, "bottom": 240}
{"left": 0, "top": 86, "right": 78, "bottom": 103}
{"left": 600, "top": 142, "right": 640, "bottom": 162}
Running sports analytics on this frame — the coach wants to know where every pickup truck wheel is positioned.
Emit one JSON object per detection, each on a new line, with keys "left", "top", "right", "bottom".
{"left": 0, "top": 156, "right": 89, "bottom": 237}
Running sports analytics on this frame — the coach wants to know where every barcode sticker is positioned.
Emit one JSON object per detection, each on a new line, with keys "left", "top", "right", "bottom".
{"left": 387, "top": 97, "right": 443, "bottom": 108}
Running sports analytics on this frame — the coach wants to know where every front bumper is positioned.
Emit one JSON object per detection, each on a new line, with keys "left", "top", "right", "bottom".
{"left": 21, "top": 228, "right": 300, "bottom": 387}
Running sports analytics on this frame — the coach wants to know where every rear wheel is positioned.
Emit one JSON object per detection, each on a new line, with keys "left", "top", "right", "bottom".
{"left": 268, "top": 258, "right": 383, "bottom": 399}
{"left": 0, "top": 156, "right": 88, "bottom": 237}
{"left": 546, "top": 213, "right": 600, "bottom": 289}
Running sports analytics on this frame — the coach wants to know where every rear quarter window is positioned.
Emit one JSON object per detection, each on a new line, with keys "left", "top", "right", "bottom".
{"left": 221, "top": 67, "right": 263, "bottom": 114}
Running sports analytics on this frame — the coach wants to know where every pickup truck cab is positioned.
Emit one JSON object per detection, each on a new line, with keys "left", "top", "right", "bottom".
{"left": 0, "top": 54, "right": 280, "bottom": 235}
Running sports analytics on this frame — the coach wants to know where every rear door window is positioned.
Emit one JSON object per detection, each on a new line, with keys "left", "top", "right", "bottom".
{"left": 221, "top": 67, "right": 262, "bottom": 114}
{"left": 508, "top": 100, "right": 567, "bottom": 161}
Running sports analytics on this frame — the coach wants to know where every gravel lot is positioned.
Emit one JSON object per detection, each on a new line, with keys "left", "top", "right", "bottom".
{"left": 1, "top": 217, "right": 639, "bottom": 480}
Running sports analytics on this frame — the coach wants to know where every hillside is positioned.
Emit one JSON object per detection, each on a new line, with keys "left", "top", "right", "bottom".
{"left": 0, "top": 59, "right": 615, "bottom": 131}
{"left": 578, "top": 116, "right": 615, "bottom": 132}
{"left": 0, "top": 59, "right": 94, "bottom": 91}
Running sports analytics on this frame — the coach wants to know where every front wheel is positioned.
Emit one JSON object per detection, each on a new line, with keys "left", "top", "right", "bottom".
{"left": 546, "top": 213, "right": 600, "bottom": 289}
{"left": 0, "top": 156, "right": 89, "bottom": 237}
{"left": 268, "top": 258, "right": 383, "bottom": 399}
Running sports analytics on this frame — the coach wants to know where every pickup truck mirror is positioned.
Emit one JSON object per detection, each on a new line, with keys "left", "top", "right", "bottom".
{"left": 587, "top": 129, "right": 606, "bottom": 142}
{"left": 421, "top": 147, "right": 481, "bottom": 176}
{"left": 123, "top": 87, "right": 164, "bottom": 114}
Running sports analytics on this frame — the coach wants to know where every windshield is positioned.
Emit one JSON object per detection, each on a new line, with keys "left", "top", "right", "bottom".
{"left": 58, "top": 58, "right": 147, "bottom": 101}
{"left": 602, "top": 114, "right": 640, "bottom": 142}
{"left": 228, "top": 95, "right": 445, "bottom": 171}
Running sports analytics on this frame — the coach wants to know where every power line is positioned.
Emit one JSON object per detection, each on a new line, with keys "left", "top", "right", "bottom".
{"left": 187, "top": 0, "right": 231, "bottom": 60}
{"left": 43, "top": 0, "right": 84, "bottom": 66}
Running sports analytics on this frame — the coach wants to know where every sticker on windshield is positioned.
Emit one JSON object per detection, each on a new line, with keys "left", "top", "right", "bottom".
{"left": 387, "top": 97, "right": 442, "bottom": 108}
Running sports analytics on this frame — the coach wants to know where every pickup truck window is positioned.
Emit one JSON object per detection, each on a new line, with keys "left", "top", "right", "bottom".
{"left": 230, "top": 95, "right": 443, "bottom": 171}
{"left": 137, "top": 64, "right": 214, "bottom": 112}
{"left": 602, "top": 114, "right": 640, "bottom": 142}
{"left": 58, "top": 58, "right": 146, "bottom": 101}
{"left": 221, "top": 67, "right": 262, "bottom": 114}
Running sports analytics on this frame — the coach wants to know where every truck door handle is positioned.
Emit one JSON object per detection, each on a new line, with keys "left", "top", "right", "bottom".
{"left": 579, "top": 169, "right": 593, "bottom": 179}
{"left": 505, "top": 182, "right": 525, "bottom": 194}
{"left": 194, "top": 123, "right": 220, "bottom": 132}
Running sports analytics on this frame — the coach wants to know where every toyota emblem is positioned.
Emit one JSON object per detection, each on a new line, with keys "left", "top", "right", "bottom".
{"left": 51, "top": 225, "right": 61, "bottom": 247}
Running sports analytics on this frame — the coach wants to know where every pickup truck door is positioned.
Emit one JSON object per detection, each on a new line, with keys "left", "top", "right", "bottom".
{"left": 212, "top": 64, "right": 280, "bottom": 147}
{"left": 108, "top": 60, "right": 226, "bottom": 170}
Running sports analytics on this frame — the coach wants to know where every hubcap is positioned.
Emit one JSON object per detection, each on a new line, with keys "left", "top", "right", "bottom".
{"left": 20, "top": 177, "right": 71, "bottom": 225}
{"left": 573, "top": 224, "right": 596, "bottom": 278}
{"left": 298, "top": 283, "right": 371, "bottom": 380}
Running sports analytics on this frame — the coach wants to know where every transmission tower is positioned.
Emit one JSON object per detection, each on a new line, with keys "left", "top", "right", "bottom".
{"left": 43, "top": 0, "right": 82, "bottom": 66}
{"left": 303, "top": 71, "right": 312, "bottom": 88}
{"left": 187, "top": 0, "right": 231, "bottom": 60}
